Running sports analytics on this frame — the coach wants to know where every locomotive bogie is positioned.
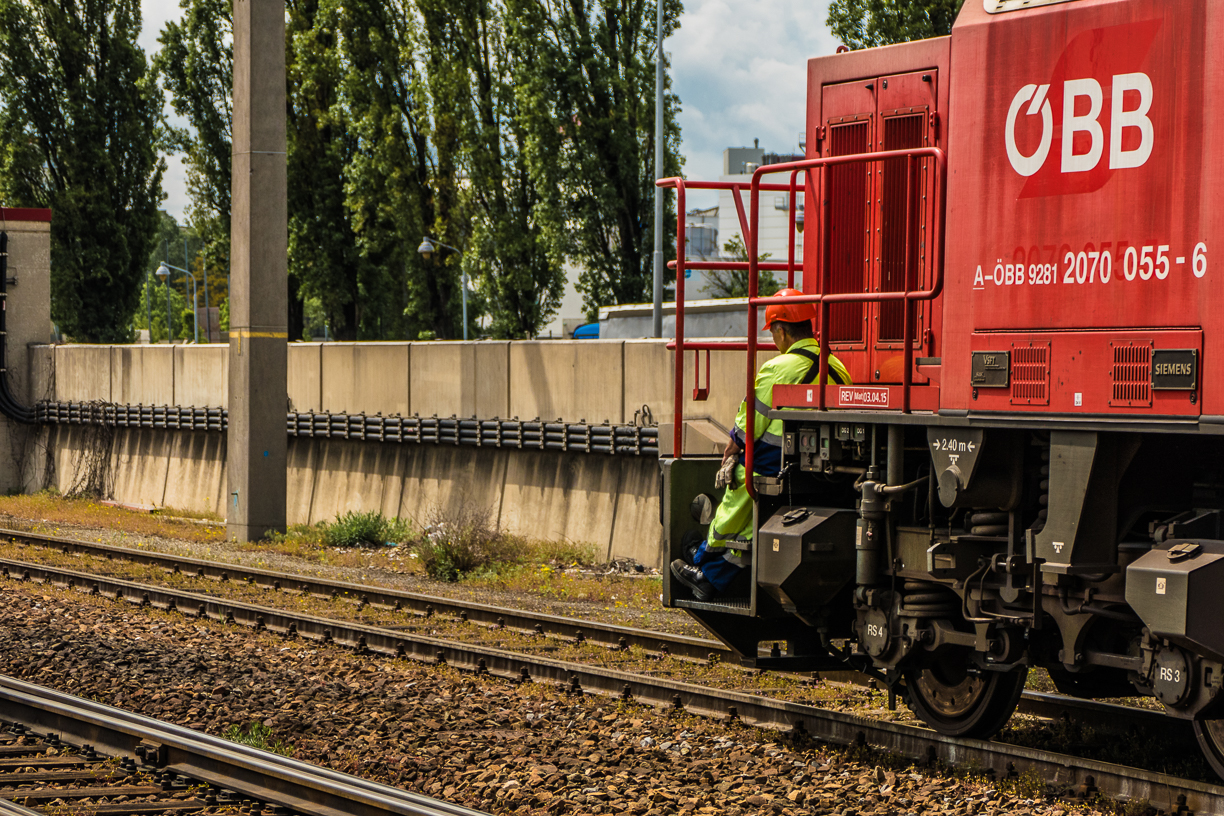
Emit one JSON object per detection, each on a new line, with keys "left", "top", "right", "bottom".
{"left": 664, "top": 419, "right": 1224, "bottom": 747}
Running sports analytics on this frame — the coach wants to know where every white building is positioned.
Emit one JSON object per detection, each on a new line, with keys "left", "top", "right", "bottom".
{"left": 717, "top": 143, "right": 806, "bottom": 291}
{"left": 676, "top": 143, "right": 806, "bottom": 302}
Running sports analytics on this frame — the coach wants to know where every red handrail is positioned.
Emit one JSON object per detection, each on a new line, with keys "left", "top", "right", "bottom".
{"left": 655, "top": 145, "right": 946, "bottom": 478}
{"left": 666, "top": 341, "right": 778, "bottom": 351}
{"left": 655, "top": 175, "right": 811, "bottom": 458}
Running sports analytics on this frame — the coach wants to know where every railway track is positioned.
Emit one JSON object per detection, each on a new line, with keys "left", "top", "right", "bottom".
{"left": 0, "top": 528, "right": 722, "bottom": 661}
{"left": 0, "top": 674, "right": 488, "bottom": 816}
{"left": 1, "top": 552, "right": 1220, "bottom": 813}
{"left": 0, "top": 528, "right": 1176, "bottom": 725}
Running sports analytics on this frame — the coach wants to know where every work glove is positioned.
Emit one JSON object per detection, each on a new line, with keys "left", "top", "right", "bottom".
{"left": 714, "top": 456, "right": 736, "bottom": 490}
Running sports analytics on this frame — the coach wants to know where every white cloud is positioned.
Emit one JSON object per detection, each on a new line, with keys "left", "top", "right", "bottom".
{"left": 160, "top": 153, "right": 190, "bottom": 222}
{"left": 139, "top": 0, "right": 183, "bottom": 55}
{"left": 143, "top": 0, "right": 840, "bottom": 220}
{"left": 670, "top": 0, "right": 839, "bottom": 207}
{"left": 143, "top": 0, "right": 192, "bottom": 222}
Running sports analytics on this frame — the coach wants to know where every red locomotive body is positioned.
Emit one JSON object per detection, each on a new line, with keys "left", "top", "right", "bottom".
{"left": 659, "top": 0, "right": 1224, "bottom": 782}
{"left": 942, "top": 0, "right": 1217, "bottom": 418}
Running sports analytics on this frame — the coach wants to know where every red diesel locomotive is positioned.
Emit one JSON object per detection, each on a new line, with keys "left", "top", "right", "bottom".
{"left": 659, "top": 0, "right": 1224, "bottom": 776}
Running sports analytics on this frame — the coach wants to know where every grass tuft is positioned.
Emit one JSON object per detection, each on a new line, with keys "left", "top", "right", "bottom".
{"left": 323, "top": 510, "right": 410, "bottom": 549}
{"left": 221, "top": 721, "right": 292, "bottom": 756}
{"left": 262, "top": 511, "right": 411, "bottom": 557}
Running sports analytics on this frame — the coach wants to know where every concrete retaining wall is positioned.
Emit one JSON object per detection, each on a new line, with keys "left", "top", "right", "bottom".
{"left": 44, "top": 338, "right": 762, "bottom": 429}
{"left": 46, "top": 426, "right": 662, "bottom": 566}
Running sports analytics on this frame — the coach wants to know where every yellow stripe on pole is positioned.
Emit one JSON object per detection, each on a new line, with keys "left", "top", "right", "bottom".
{"left": 230, "top": 329, "right": 287, "bottom": 356}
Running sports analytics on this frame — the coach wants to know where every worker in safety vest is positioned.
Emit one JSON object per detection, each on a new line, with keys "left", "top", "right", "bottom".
{"left": 671, "top": 289, "right": 851, "bottom": 601}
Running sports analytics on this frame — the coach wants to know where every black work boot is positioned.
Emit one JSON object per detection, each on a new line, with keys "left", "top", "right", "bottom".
{"left": 680, "top": 528, "right": 704, "bottom": 565}
{"left": 670, "top": 559, "right": 715, "bottom": 602}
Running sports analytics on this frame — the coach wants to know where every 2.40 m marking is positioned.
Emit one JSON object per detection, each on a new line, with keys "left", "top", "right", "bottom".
{"left": 974, "top": 241, "right": 1207, "bottom": 288}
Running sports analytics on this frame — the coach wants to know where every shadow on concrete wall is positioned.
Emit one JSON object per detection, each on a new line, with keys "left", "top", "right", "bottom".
{"left": 50, "top": 427, "right": 665, "bottom": 566}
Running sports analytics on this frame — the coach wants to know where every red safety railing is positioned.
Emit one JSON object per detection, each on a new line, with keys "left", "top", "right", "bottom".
{"left": 657, "top": 146, "right": 946, "bottom": 496}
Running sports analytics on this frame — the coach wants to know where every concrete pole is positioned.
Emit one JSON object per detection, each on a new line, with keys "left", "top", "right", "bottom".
{"left": 228, "top": 0, "right": 288, "bottom": 542}
{"left": 651, "top": 0, "right": 664, "bottom": 338}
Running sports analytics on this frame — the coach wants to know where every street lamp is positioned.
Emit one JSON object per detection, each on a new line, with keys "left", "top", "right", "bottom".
{"left": 417, "top": 237, "right": 468, "bottom": 341}
{"left": 156, "top": 261, "right": 200, "bottom": 344}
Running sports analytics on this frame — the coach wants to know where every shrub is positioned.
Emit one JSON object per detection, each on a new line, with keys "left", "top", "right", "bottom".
{"left": 323, "top": 511, "right": 410, "bottom": 549}
{"left": 415, "top": 505, "right": 516, "bottom": 581}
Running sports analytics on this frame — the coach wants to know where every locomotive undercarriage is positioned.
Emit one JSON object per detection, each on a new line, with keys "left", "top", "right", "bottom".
{"left": 663, "top": 420, "right": 1224, "bottom": 777}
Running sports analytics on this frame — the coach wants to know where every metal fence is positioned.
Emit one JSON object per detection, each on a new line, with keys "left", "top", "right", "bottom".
{"left": 35, "top": 402, "right": 659, "bottom": 457}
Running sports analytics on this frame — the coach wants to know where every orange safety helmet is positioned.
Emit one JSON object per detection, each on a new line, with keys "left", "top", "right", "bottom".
{"left": 763, "top": 288, "right": 817, "bottom": 330}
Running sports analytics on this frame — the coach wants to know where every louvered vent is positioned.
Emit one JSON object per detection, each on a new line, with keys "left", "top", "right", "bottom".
{"left": 878, "top": 114, "right": 926, "bottom": 342}
{"left": 1111, "top": 344, "right": 1152, "bottom": 407}
{"left": 1010, "top": 344, "right": 1049, "bottom": 406}
{"left": 827, "top": 119, "right": 870, "bottom": 344}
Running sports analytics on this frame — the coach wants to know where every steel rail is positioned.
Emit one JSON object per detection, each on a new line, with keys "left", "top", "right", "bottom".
{"left": 0, "top": 528, "right": 723, "bottom": 661}
{"left": 2, "top": 558, "right": 1219, "bottom": 813}
{"left": 0, "top": 675, "right": 489, "bottom": 816}
{"left": 0, "top": 798, "right": 42, "bottom": 816}
{"left": 0, "top": 530, "right": 1180, "bottom": 736}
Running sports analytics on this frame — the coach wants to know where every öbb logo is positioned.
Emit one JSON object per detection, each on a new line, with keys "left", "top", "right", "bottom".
{"left": 1002, "top": 19, "right": 1162, "bottom": 198}
{"left": 1005, "top": 73, "right": 1153, "bottom": 177}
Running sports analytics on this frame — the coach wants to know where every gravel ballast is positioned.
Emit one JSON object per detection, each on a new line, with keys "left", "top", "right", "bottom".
{"left": 0, "top": 579, "right": 1105, "bottom": 816}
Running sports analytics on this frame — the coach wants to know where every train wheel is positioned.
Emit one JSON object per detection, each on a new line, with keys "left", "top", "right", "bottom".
{"left": 1192, "top": 720, "right": 1224, "bottom": 780}
{"left": 903, "top": 657, "right": 1027, "bottom": 739}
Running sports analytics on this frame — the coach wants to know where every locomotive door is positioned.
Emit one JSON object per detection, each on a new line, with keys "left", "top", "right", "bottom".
{"left": 815, "top": 70, "right": 938, "bottom": 385}
{"left": 817, "top": 80, "right": 875, "bottom": 386}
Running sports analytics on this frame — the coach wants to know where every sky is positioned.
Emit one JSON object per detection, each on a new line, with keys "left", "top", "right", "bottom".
{"left": 139, "top": 0, "right": 841, "bottom": 222}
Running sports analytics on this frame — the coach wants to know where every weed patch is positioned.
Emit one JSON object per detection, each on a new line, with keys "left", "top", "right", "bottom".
{"left": 414, "top": 506, "right": 507, "bottom": 581}
{"left": 324, "top": 510, "right": 410, "bottom": 548}
{"left": 259, "top": 523, "right": 328, "bottom": 558}
{"left": 260, "top": 511, "right": 411, "bottom": 560}
{"left": 221, "top": 721, "right": 292, "bottom": 756}
{"left": 412, "top": 505, "right": 596, "bottom": 582}
{"left": 0, "top": 491, "right": 225, "bottom": 544}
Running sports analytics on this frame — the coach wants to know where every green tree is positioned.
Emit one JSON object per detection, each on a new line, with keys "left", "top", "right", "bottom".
{"left": 337, "top": 0, "right": 467, "bottom": 340}
{"left": 827, "top": 0, "right": 964, "bottom": 50}
{"left": 415, "top": 0, "right": 566, "bottom": 339}
{"left": 134, "top": 275, "right": 188, "bottom": 343}
{"left": 154, "top": 0, "right": 231, "bottom": 304}
{"left": 285, "top": 0, "right": 375, "bottom": 341}
{"left": 703, "top": 234, "right": 779, "bottom": 299}
{"left": 159, "top": 0, "right": 680, "bottom": 338}
{"left": 510, "top": 0, "right": 684, "bottom": 319}
{"left": 0, "top": 0, "right": 165, "bottom": 342}
{"left": 158, "top": 0, "right": 458, "bottom": 340}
